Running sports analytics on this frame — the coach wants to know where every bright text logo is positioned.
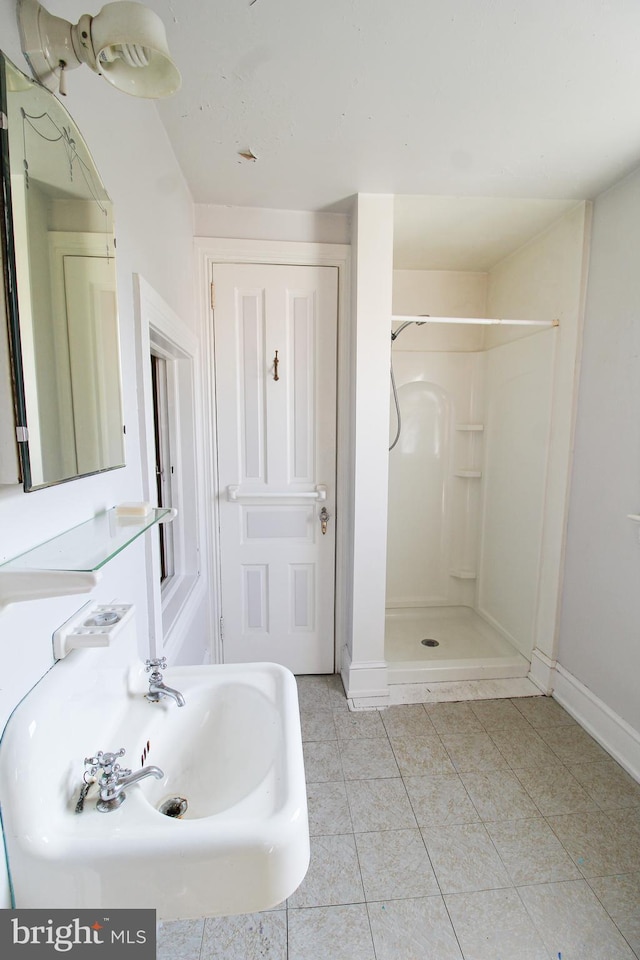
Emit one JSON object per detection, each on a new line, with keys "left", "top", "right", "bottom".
{"left": 1, "top": 909, "right": 156, "bottom": 957}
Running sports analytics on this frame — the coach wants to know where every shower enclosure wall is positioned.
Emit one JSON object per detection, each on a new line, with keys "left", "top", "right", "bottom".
{"left": 387, "top": 319, "right": 555, "bottom": 682}
{"left": 385, "top": 201, "right": 589, "bottom": 686}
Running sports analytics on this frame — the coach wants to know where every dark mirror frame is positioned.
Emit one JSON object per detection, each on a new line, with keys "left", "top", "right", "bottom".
{"left": 0, "top": 51, "right": 125, "bottom": 491}
{"left": 0, "top": 53, "right": 29, "bottom": 485}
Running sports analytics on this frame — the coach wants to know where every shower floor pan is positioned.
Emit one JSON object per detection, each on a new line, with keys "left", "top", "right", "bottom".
{"left": 385, "top": 605, "right": 530, "bottom": 684}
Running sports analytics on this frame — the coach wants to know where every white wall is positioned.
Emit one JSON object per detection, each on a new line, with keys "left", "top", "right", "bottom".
{"left": 486, "top": 204, "right": 590, "bottom": 668}
{"left": 478, "top": 331, "right": 556, "bottom": 656}
{"left": 341, "top": 195, "right": 394, "bottom": 698}
{"left": 195, "top": 203, "right": 350, "bottom": 245}
{"left": 392, "top": 269, "right": 487, "bottom": 351}
{"left": 559, "top": 167, "right": 640, "bottom": 735}
{"left": 0, "top": 8, "right": 196, "bottom": 907}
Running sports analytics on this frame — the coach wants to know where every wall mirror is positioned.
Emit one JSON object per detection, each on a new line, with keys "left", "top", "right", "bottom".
{"left": 0, "top": 52, "right": 125, "bottom": 491}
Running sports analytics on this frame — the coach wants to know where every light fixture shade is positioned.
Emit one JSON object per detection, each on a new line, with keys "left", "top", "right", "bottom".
{"left": 90, "top": 2, "right": 181, "bottom": 98}
{"left": 17, "top": 0, "right": 181, "bottom": 99}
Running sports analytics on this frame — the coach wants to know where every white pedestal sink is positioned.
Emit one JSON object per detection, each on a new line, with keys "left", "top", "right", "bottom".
{"left": 0, "top": 607, "right": 309, "bottom": 918}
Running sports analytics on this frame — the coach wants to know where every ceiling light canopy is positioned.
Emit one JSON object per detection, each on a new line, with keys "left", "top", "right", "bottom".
{"left": 17, "top": 0, "right": 181, "bottom": 98}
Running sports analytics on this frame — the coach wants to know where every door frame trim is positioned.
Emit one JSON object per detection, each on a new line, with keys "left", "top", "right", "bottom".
{"left": 195, "top": 237, "right": 351, "bottom": 672}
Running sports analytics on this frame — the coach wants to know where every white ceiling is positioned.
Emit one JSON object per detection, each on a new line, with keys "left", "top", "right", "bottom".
{"left": 393, "top": 195, "right": 579, "bottom": 270}
{"left": 152, "top": 0, "right": 640, "bottom": 213}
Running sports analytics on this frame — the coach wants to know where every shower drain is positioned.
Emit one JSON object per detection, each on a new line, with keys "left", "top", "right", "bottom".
{"left": 421, "top": 639, "right": 440, "bottom": 647}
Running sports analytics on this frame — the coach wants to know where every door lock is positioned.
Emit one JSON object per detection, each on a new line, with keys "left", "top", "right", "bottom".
{"left": 319, "top": 506, "right": 329, "bottom": 535}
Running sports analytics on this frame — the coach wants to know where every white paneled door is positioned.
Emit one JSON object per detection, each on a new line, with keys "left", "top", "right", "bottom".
{"left": 213, "top": 263, "right": 338, "bottom": 674}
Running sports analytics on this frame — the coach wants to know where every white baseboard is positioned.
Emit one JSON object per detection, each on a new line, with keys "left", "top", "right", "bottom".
{"left": 528, "top": 647, "right": 557, "bottom": 694}
{"left": 553, "top": 663, "right": 640, "bottom": 782}
{"left": 340, "top": 645, "right": 390, "bottom": 701}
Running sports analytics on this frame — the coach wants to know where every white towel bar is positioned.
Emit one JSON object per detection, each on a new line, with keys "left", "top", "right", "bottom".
{"left": 227, "top": 484, "right": 327, "bottom": 503}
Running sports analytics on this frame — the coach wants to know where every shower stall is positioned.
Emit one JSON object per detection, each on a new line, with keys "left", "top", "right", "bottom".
{"left": 384, "top": 198, "right": 589, "bottom": 687}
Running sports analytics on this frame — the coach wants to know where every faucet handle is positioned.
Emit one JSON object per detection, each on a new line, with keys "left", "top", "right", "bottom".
{"left": 145, "top": 657, "right": 167, "bottom": 673}
{"left": 85, "top": 748, "right": 125, "bottom": 766}
{"left": 84, "top": 748, "right": 127, "bottom": 777}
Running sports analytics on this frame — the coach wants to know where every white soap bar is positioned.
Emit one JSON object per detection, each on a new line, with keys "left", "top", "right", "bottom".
{"left": 115, "top": 501, "right": 152, "bottom": 518}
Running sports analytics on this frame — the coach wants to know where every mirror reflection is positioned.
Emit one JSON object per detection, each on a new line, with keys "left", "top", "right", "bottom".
{"left": 1, "top": 53, "right": 125, "bottom": 490}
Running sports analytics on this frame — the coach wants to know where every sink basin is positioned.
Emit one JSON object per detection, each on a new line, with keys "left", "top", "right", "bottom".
{"left": 0, "top": 628, "right": 309, "bottom": 918}
{"left": 131, "top": 677, "right": 282, "bottom": 819}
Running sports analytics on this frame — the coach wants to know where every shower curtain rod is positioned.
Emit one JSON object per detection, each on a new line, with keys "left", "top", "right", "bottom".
{"left": 392, "top": 315, "right": 559, "bottom": 327}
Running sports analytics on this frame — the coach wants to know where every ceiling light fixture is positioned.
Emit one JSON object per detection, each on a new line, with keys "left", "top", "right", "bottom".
{"left": 17, "top": 0, "right": 181, "bottom": 98}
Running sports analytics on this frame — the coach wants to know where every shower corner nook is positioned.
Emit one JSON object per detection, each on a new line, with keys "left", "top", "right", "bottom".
{"left": 340, "top": 195, "right": 592, "bottom": 703}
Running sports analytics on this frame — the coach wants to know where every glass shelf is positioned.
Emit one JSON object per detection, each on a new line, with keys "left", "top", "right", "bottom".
{"left": 1, "top": 507, "right": 173, "bottom": 573}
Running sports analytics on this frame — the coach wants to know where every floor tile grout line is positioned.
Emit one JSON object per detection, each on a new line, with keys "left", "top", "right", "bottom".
{"left": 512, "top": 873, "right": 640, "bottom": 957}
{"left": 438, "top": 889, "right": 471, "bottom": 960}
{"left": 539, "top": 810, "right": 623, "bottom": 883}
{"left": 488, "top": 730, "right": 607, "bottom": 795}
{"left": 362, "top": 902, "right": 380, "bottom": 960}
{"left": 475, "top": 807, "right": 530, "bottom": 889}
{"left": 399, "top": 771, "right": 443, "bottom": 888}
{"left": 508, "top": 871, "right": 640, "bottom": 890}
{"left": 349, "top": 822, "right": 380, "bottom": 959}
{"left": 288, "top": 897, "right": 368, "bottom": 911}
{"left": 484, "top": 727, "right": 557, "bottom": 774}
{"left": 446, "top": 765, "right": 487, "bottom": 824}
{"left": 510, "top": 883, "right": 558, "bottom": 960}
{"left": 285, "top": 900, "right": 289, "bottom": 960}
{"left": 197, "top": 917, "right": 206, "bottom": 960}
{"left": 548, "top": 814, "right": 595, "bottom": 882}
{"left": 507, "top": 765, "right": 570, "bottom": 820}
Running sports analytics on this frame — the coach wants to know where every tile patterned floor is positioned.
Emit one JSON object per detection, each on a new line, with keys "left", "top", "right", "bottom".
{"left": 158, "top": 676, "right": 640, "bottom": 960}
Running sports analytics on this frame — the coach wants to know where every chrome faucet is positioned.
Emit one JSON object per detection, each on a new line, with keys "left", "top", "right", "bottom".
{"left": 145, "top": 657, "right": 186, "bottom": 707}
{"left": 84, "top": 749, "right": 164, "bottom": 813}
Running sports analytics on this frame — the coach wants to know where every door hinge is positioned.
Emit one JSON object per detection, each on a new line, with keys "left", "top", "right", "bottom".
{"left": 210, "top": 281, "right": 216, "bottom": 310}
{"left": 16, "top": 426, "right": 29, "bottom": 442}
{"left": 219, "top": 616, "right": 224, "bottom": 642}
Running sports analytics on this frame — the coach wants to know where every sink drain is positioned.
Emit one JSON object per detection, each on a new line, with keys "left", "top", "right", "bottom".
{"left": 421, "top": 638, "right": 440, "bottom": 647}
{"left": 159, "top": 797, "right": 188, "bottom": 818}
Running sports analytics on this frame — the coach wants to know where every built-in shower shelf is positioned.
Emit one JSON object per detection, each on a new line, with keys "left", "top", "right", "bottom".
{"left": 455, "top": 469, "right": 482, "bottom": 478}
{"left": 449, "top": 569, "right": 477, "bottom": 579}
{"left": 456, "top": 423, "right": 484, "bottom": 432}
